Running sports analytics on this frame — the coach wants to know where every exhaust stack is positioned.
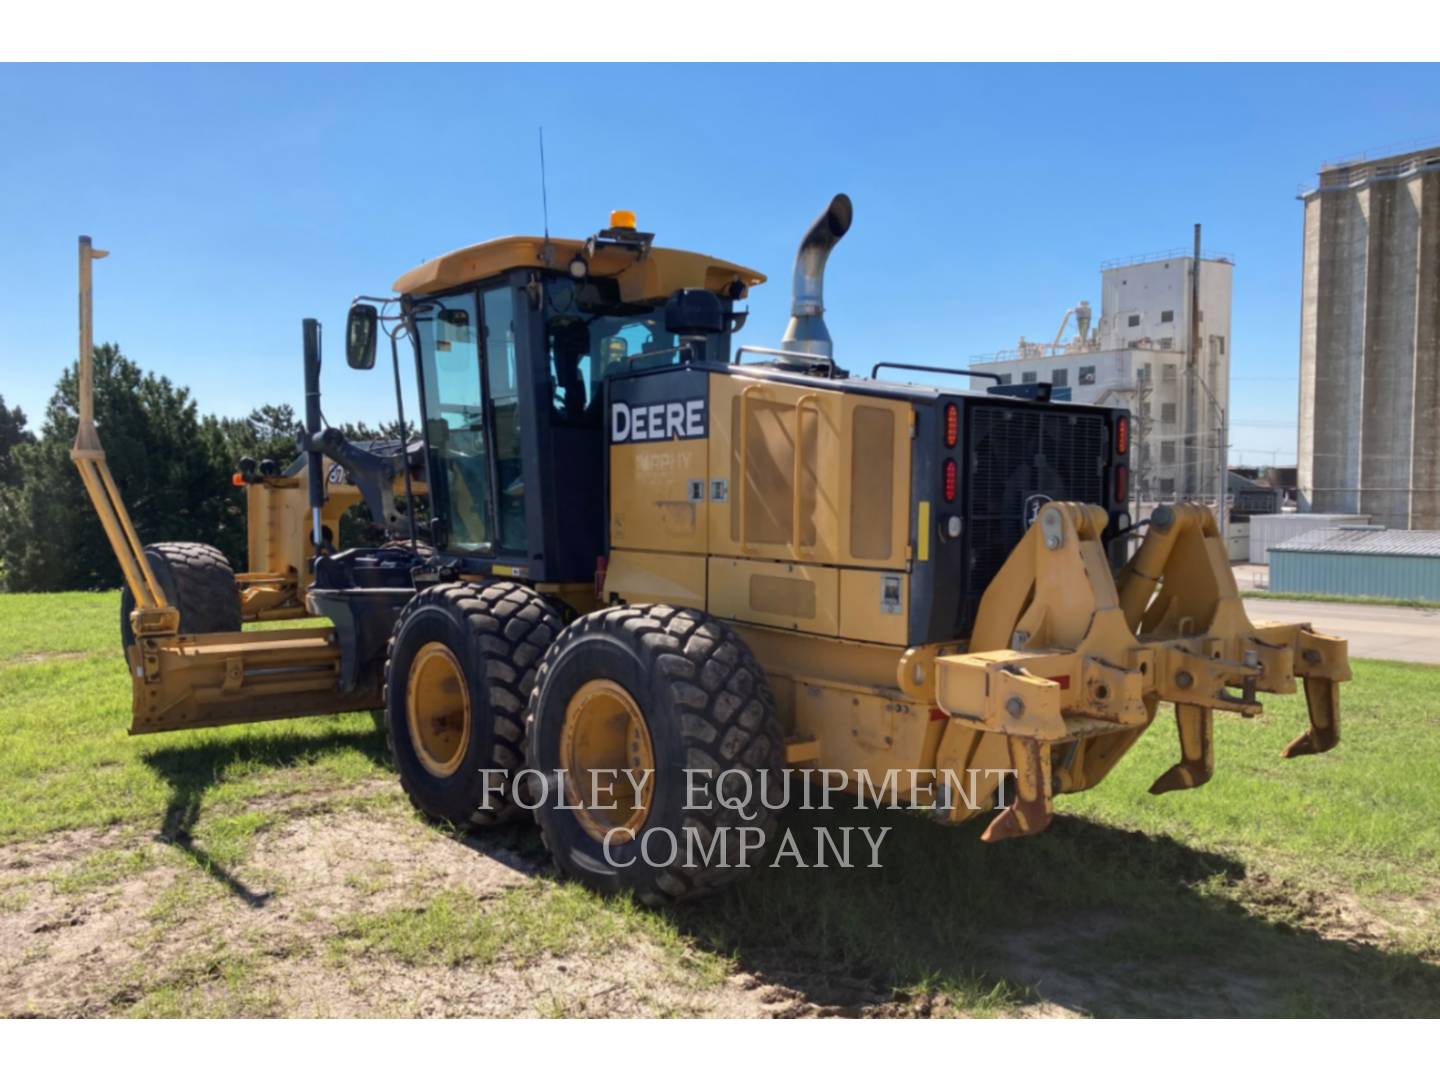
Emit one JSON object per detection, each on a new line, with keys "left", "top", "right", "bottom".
{"left": 780, "top": 193, "right": 852, "bottom": 360}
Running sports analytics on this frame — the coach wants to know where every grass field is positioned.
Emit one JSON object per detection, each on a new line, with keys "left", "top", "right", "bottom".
{"left": 1240, "top": 589, "right": 1439, "bottom": 611}
{"left": 2, "top": 591, "right": 1438, "bottom": 1017}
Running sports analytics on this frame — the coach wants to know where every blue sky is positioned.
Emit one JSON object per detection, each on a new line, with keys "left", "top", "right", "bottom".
{"left": 2, "top": 63, "right": 1438, "bottom": 465}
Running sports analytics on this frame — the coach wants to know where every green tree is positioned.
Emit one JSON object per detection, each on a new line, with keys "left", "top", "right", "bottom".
{"left": 342, "top": 418, "right": 417, "bottom": 443}
{"left": 0, "top": 345, "right": 419, "bottom": 592}
{"left": 0, "top": 395, "right": 33, "bottom": 488}
{"left": 0, "top": 344, "right": 237, "bottom": 591}
{"left": 208, "top": 404, "right": 302, "bottom": 471}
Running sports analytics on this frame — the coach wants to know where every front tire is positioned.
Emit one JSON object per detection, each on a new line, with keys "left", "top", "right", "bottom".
{"left": 385, "top": 581, "right": 562, "bottom": 828}
{"left": 527, "top": 604, "right": 784, "bottom": 905}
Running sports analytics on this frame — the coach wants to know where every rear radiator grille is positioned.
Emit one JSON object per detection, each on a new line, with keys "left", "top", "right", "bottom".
{"left": 961, "top": 406, "right": 1107, "bottom": 631}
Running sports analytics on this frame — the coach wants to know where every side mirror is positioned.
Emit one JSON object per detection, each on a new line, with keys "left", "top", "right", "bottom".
{"left": 346, "top": 303, "right": 378, "bottom": 370}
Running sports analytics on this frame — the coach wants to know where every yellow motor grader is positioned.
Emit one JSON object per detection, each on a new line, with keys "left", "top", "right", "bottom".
{"left": 74, "top": 196, "right": 1350, "bottom": 903}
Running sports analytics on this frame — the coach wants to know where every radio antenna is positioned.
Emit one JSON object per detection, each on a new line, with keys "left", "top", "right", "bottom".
{"left": 538, "top": 126, "right": 551, "bottom": 245}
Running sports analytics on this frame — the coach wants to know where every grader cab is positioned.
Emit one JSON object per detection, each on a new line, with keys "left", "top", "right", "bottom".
{"left": 75, "top": 195, "right": 1350, "bottom": 903}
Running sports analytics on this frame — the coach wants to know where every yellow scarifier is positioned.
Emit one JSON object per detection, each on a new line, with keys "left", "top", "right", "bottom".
{"left": 930, "top": 500, "right": 1347, "bottom": 839}
{"left": 72, "top": 194, "right": 1351, "bottom": 905}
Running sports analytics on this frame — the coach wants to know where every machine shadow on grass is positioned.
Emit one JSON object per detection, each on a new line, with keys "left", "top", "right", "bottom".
{"left": 648, "top": 806, "right": 1440, "bottom": 1017}
{"left": 134, "top": 727, "right": 1440, "bottom": 1017}
{"left": 421, "top": 794, "right": 1440, "bottom": 1017}
{"left": 140, "top": 725, "right": 392, "bottom": 908}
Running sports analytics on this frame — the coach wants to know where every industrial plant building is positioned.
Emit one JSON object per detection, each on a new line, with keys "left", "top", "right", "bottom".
{"left": 969, "top": 250, "right": 1233, "bottom": 507}
{"left": 1297, "top": 145, "right": 1440, "bottom": 530}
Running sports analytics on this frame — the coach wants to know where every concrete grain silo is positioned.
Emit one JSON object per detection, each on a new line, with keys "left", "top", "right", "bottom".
{"left": 1297, "top": 146, "right": 1440, "bottom": 529}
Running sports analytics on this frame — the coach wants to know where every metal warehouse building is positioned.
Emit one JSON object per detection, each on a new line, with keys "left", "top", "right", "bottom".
{"left": 1247, "top": 512, "right": 1370, "bottom": 565}
{"left": 1270, "top": 526, "right": 1440, "bottom": 601}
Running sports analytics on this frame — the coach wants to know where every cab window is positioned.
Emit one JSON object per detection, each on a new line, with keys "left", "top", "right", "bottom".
{"left": 416, "top": 292, "right": 493, "bottom": 552}
{"left": 544, "top": 277, "right": 673, "bottom": 426}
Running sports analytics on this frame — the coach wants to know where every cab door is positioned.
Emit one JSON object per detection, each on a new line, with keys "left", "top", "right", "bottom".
{"left": 416, "top": 289, "right": 497, "bottom": 553}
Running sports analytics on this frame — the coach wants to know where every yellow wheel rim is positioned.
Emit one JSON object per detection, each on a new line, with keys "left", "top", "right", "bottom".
{"left": 406, "top": 642, "right": 471, "bottom": 778}
{"left": 559, "top": 679, "right": 655, "bottom": 842}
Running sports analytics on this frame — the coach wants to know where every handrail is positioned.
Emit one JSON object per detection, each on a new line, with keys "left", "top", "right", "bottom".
{"left": 791, "top": 393, "right": 818, "bottom": 555}
{"left": 871, "top": 362, "right": 1002, "bottom": 384}
{"left": 737, "top": 384, "right": 764, "bottom": 553}
{"left": 1099, "top": 246, "right": 1235, "bottom": 270}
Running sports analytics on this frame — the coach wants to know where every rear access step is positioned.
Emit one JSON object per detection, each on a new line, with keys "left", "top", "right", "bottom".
{"left": 930, "top": 501, "right": 1350, "bottom": 841}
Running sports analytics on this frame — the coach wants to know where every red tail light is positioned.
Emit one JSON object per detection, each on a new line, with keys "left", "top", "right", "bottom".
{"left": 1114, "top": 464, "right": 1129, "bottom": 504}
{"left": 943, "top": 458, "right": 958, "bottom": 501}
{"left": 1115, "top": 415, "right": 1129, "bottom": 456}
{"left": 944, "top": 403, "right": 958, "bottom": 448}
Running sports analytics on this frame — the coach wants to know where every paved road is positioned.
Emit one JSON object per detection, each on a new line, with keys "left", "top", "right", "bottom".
{"left": 1242, "top": 597, "right": 1440, "bottom": 664}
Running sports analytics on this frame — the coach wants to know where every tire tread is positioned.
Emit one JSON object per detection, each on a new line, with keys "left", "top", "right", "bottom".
{"left": 384, "top": 580, "right": 562, "bottom": 827}
{"left": 120, "top": 541, "right": 240, "bottom": 649}
{"left": 526, "top": 603, "right": 783, "bottom": 905}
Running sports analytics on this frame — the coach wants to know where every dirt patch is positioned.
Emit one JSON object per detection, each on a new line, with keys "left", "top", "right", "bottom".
{"left": 0, "top": 850, "right": 186, "bottom": 1016}
{"left": 3, "top": 651, "right": 92, "bottom": 667}
{"left": 261, "top": 942, "right": 771, "bottom": 1019}
{"left": 0, "top": 824, "right": 134, "bottom": 876}
{"left": 0, "top": 805, "right": 794, "bottom": 1017}
{"left": 1237, "top": 870, "right": 1403, "bottom": 947}
{"left": 2, "top": 801, "right": 1431, "bottom": 1018}
{"left": 246, "top": 809, "right": 536, "bottom": 918}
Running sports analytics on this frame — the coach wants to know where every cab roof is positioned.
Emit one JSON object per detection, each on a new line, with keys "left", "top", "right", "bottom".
{"left": 392, "top": 235, "right": 767, "bottom": 303}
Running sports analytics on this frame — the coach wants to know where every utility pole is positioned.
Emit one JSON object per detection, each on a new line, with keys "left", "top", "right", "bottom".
{"left": 1217, "top": 352, "right": 1228, "bottom": 540}
{"left": 1187, "top": 225, "right": 1200, "bottom": 507}
{"left": 1185, "top": 223, "right": 1224, "bottom": 534}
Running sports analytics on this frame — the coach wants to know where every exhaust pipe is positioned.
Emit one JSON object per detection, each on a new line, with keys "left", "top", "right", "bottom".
{"left": 780, "top": 193, "right": 852, "bottom": 360}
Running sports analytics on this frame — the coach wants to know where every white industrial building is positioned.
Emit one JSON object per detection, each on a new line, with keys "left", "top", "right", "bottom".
{"left": 969, "top": 250, "right": 1233, "bottom": 506}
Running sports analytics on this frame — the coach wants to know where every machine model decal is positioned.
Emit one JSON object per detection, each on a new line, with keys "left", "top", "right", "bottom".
{"left": 610, "top": 398, "right": 707, "bottom": 444}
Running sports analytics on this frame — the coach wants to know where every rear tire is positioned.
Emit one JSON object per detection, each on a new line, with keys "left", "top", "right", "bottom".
{"left": 119, "top": 542, "right": 241, "bottom": 651}
{"left": 526, "top": 604, "right": 784, "bottom": 905}
{"left": 385, "top": 581, "right": 562, "bottom": 828}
